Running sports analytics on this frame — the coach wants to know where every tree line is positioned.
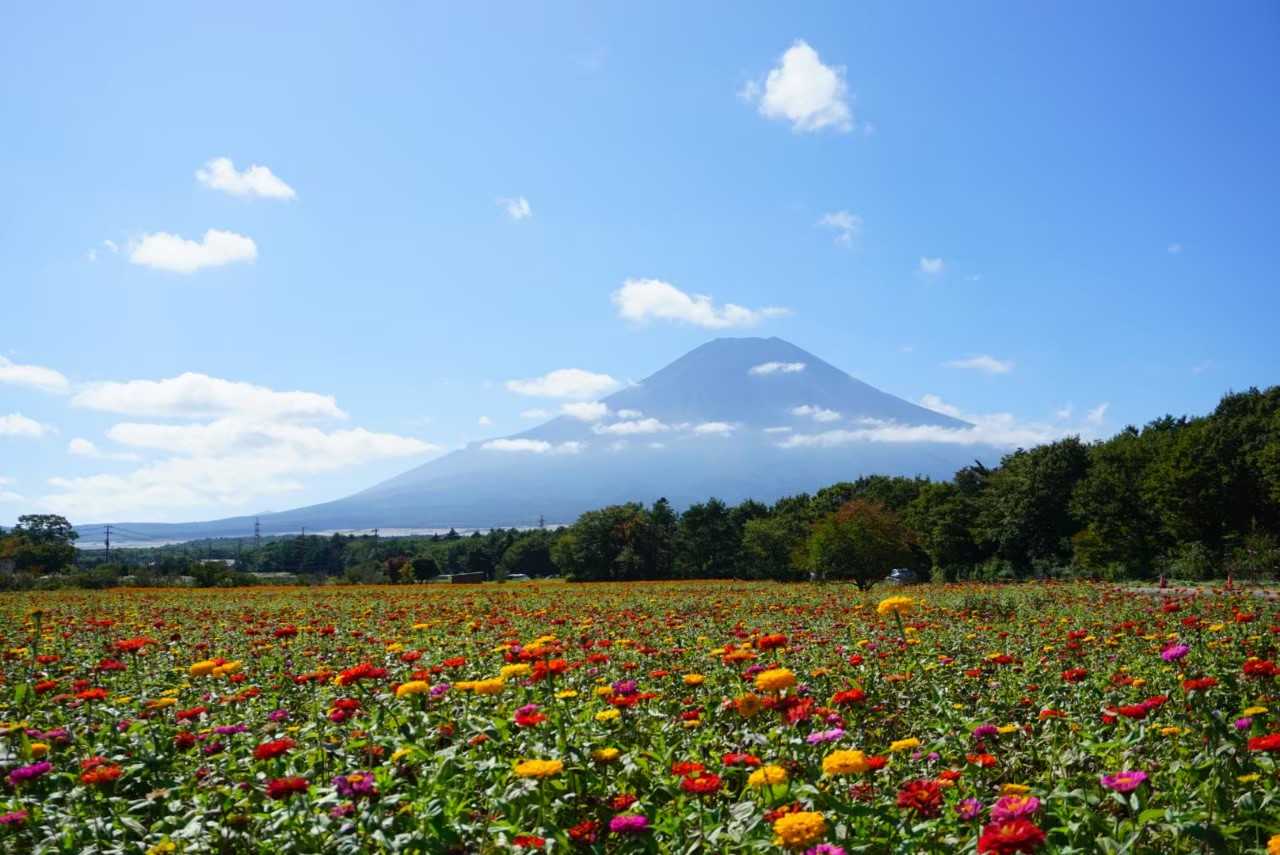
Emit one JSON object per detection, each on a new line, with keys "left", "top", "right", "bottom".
{"left": 3, "top": 385, "right": 1277, "bottom": 588}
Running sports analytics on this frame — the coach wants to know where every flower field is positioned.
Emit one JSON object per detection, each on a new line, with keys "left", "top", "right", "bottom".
{"left": 0, "top": 582, "right": 1277, "bottom": 854}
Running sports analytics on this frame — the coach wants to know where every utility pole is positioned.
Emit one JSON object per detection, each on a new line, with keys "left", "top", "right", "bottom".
{"left": 104, "top": 525, "right": 111, "bottom": 562}
{"left": 538, "top": 514, "right": 545, "bottom": 529}
{"left": 373, "top": 528, "right": 379, "bottom": 541}
{"left": 254, "top": 518, "right": 261, "bottom": 550}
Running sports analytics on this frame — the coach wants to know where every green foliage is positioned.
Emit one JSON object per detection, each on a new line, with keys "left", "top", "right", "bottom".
{"left": 805, "top": 499, "right": 915, "bottom": 587}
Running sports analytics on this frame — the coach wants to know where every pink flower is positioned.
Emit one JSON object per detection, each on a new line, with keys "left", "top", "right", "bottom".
{"left": 1100, "top": 770, "right": 1147, "bottom": 793}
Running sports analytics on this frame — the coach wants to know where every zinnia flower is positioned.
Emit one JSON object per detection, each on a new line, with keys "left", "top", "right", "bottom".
{"left": 822, "top": 749, "right": 869, "bottom": 776}
{"left": 1160, "top": 643, "right": 1190, "bottom": 662}
{"left": 395, "top": 680, "right": 430, "bottom": 698}
{"left": 991, "top": 794, "right": 1040, "bottom": 822}
{"left": 748, "top": 765, "right": 788, "bottom": 787}
{"left": 772, "top": 811, "right": 827, "bottom": 850}
{"left": 266, "top": 777, "right": 309, "bottom": 800}
{"left": 896, "top": 779, "right": 944, "bottom": 818}
{"left": 514, "top": 759, "right": 564, "bottom": 779}
{"left": 978, "top": 819, "right": 1047, "bottom": 854}
{"left": 609, "top": 814, "right": 650, "bottom": 835}
{"left": 876, "top": 596, "right": 915, "bottom": 616}
{"left": 7, "top": 761, "right": 51, "bottom": 785}
{"left": 253, "top": 738, "right": 296, "bottom": 761}
{"left": 1100, "top": 770, "right": 1148, "bottom": 792}
{"left": 754, "top": 668, "right": 797, "bottom": 694}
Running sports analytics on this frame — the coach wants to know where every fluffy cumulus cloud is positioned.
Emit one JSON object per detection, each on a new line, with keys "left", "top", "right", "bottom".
{"left": 498, "top": 196, "right": 532, "bottom": 221}
{"left": 750, "top": 361, "right": 806, "bottom": 376}
{"left": 612, "top": 279, "right": 789, "bottom": 329}
{"left": 129, "top": 229, "right": 258, "bottom": 274}
{"left": 481, "top": 438, "right": 582, "bottom": 455}
{"left": 68, "top": 437, "right": 139, "bottom": 461}
{"left": 781, "top": 394, "right": 1108, "bottom": 450}
{"left": 593, "top": 418, "right": 669, "bottom": 436}
{"left": 693, "top": 421, "right": 734, "bottom": 436}
{"left": 561, "top": 401, "right": 609, "bottom": 422}
{"left": 1086, "top": 403, "right": 1109, "bottom": 425}
{"left": 72, "top": 373, "right": 345, "bottom": 421}
{"left": 817, "top": 211, "right": 862, "bottom": 246}
{"left": 0, "top": 413, "right": 52, "bottom": 438}
{"left": 945, "top": 354, "right": 1014, "bottom": 375}
{"left": 741, "top": 40, "right": 853, "bottom": 133}
{"left": 919, "top": 257, "right": 945, "bottom": 276}
{"left": 506, "top": 368, "right": 619, "bottom": 400}
{"left": 41, "top": 374, "right": 437, "bottom": 520}
{"left": 791, "top": 404, "right": 841, "bottom": 423}
{"left": 196, "top": 157, "right": 296, "bottom": 200}
{"left": 0, "top": 356, "right": 70, "bottom": 393}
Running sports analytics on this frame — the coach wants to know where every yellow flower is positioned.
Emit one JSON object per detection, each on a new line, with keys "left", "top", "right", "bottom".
{"left": 500, "top": 664, "right": 532, "bottom": 679}
{"left": 411, "top": 622, "right": 431, "bottom": 630}
{"left": 1268, "top": 834, "right": 1280, "bottom": 855}
{"left": 188, "top": 659, "right": 218, "bottom": 677}
{"left": 385, "top": 642, "right": 404, "bottom": 653}
{"left": 997, "top": 724, "right": 1018, "bottom": 735}
{"left": 29, "top": 742, "right": 49, "bottom": 759}
{"left": 514, "top": 759, "right": 563, "bottom": 779}
{"left": 754, "top": 668, "right": 797, "bottom": 694}
{"left": 591, "top": 748, "right": 620, "bottom": 763}
{"left": 395, "top": 680, "right": 430, "bottom": 698}
{"left": 876, "top": 596, "right": 915, "bottom": 616}
{"left": 748, "top": 765, "right": 788, "bottom": 787}
{"left": 593, "top": 685, "right": 613, "bottom": 697}
{"left": 391, "top": 747, "right": 413, "bottom": 763}
{"left": 772, "top": 811, "right": 827, "bottom": 850}
{"left": 212, "top": 660, "right": 241, "bottom": 678}
{"left": 595, "top": 709, "right": 621, "bottom": 723}
{"left": 1243, "top": 706, "right": 1268, "bottom": 716}
{"left": 146, "top": 698, "right": 177, "bottom": 710}
{"left": 735, "top": 694, "right": 765, "bottom": 718}
{"left": 1160, "top": 726, "right": 1184, "bottom": 737}
{"left": 682, "top": 673, "right": 705, "bottom": 686}
{"left": 146, "top": 841, "right": 177, "bottom": 855}
{"left": 822, "top": 749, "right": 869, "bottom": 776}
{"left": 1238, "top": 773, "right": 1261, "bottom": 783}
{"left": 470, "top": 677, "right": 506, "bottom": 696}
{"left": 889, "top": 737, "right": 920, "bottom": 753}
{"left": 1001, "top": 783, "right": 1031, "bottom": 796}
{"left": 555, "top": 689, "right": 578, "bottom": 699}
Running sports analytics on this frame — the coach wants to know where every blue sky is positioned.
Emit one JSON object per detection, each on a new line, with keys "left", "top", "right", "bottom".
{"left": 2, "top": 2, "right": 1277, "bottom": 525}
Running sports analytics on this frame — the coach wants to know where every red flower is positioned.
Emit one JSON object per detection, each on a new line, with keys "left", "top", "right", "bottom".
{"left": 1248, "top": 733, "right": 1280, "bottom": 753}
{"left": 273, "top": 626, "right": 298, "bottom": 638}
{"left": 79, "top": 759, "right": 122, "bottom": 787}
{"left": 864, "top": 755, "right": 888, "bottom": 771}
{"left": 76, "top": 688, "right": 108, "bottom": 701}
{"left": 978, "top": 819, "right": 1047, "bottom": 854}
{"left": 1115, "top": 704, "right": 1148, "bottom": 720}
{"left": 266, "top": 777, "right": 309, "bottom": 800}
{"left": 174, "top": 731, "right": 197, "bottom": 750}
{"left": 33, "top": 680, "right": 58, "bottom": 695}
{"left": 1244, "top": 659, "right": 1278, "bottom": 678}
{"left": 967, "top": 753, "right": 998, "bottom": 768}
{"left": 722, "top": 752, "right": 761, "bottom": 767}
{"left": 96, "top": 658, "right": 127, "bottom": 672}
{"left": 336, "top": 663, "right": 387, "bottom": 686}
{"left": 670, "top": 761, "right": 705, "bottom": 776}
{"left": 513, "top": 835, "right": 545, "bottom": 848}
{"left": 756, "top": 634, "right": 788, "bottom": 651}
{"left": 680, "top": 773, "right": 723, "bottom": 795}
{"left": 832, "top": 688, "right": 866, "bottom": 706}
{"left": 610, "top": 794, "right": 637, "bottom": 812}
{"left": 113, "top": 637, "right": 155, "bottom": 654}
{"left": 1181, "top": 676, "right": 1217, "bottom": 693}
{"left": 896, "top": 779, "right": 944, "bottom": 817}
{"left": 567, "top": 819, "right": 600, "bottom": 844}
{"left": 176, "top": 706, "right": 207, "bottom": 722}
{"left": 254, "top": 738, "right": 296, "bottom": 761}
{"left": 1061, "top": 668, "right": 1088, "bottom": 683}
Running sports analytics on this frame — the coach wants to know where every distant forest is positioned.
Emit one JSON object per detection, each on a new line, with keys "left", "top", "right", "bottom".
{"left": 4, "top": 386, "right": 1278, "bottom": 588}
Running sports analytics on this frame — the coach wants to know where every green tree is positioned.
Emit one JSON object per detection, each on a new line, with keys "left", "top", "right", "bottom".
{"left": 8, "top": 514, "right": 79, "bottom": 574}
{"left": 806, "top": 500, "right": 915, "bottom": 587}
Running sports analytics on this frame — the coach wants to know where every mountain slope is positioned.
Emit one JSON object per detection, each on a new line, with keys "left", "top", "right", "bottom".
{"left": 90, "top": 337, "right": 991, "bottom": 541}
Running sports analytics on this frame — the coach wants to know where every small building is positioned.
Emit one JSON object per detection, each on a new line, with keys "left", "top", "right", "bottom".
{"left": 448, "top": 571, "right": 487, "bottom": 584}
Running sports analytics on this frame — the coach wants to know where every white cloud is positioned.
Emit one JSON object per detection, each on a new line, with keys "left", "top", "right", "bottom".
{"left": 593, "top": 418, "right": 669, "bottom": 436}
{"left": 919, "top": 257, "right": 945, "bottom": 276}
{"left": 1086, "top": 403, "right": 1109, "bottom": 425}
{"left": 791, "top": 404, "right": 841, "bottom": 423}
{"left": 481, "top": 438, "right": 582, "bottom": 455}
{"left": 616, "top": 409, "right": 643, "bottom": 419}
{"left": 73, "top": 373, "right": 345, "bottom": 421}
{"left": 506, "top": 368, "right": 619, "bottom": 400}
{"left": 1054, "top": 404, "right": 1073, "bottom": 421}
{"left": 129, "top": 229, "right": 257, "bottom": 274}
{"left": 750, "top": 361, "right": 806, "bottom": 376}
{"left": 68, "top": 437, "right": 139, "bottom": 461}
{"left": 0, "top": 486, "right": 22, "bottom": 503}
{"left": 1167, "top": 243, "right": 1183, "bottom": 254}
{"left": 612, "top": 278, "right": 789, "bottom": 329}
{"left": 763, "top": 426, "right": 793, "bottom": 434}
{"left": 520, "top": 408, "right": 551, "bottom": 420}
{"left": 693, "top": 421, "right": 734, "bottom": 436}
{"left": 945, "top": 355, "right": 1014, "bottom": 375}
{"left": 498, "top": 196, "right": 532, "bottom": 221}
{"left": 817, "top": 211, "right": 862, "bottom": 246}
{"left": 478, "top": 416, "right": 493, "bottom": 427}
{"left": 42, "top": 424, "right": 436, "bottom": 521}
{"left": 561, "top": 401, "right": 609, "bottom": 422}
{"left": 0, "top": 413, "right": 51, "bottom": 438}
{"left": 1191, "top": 360, "right": 1213, "bottom": 375}
{"left": 648, "top": 442, "right": 666, "bottom": 449}
{"left": 0, "top": 356, "right": 69, "bottom": 393}
{"left": 196, "top": 157, "right": 296, "bottom": 200}
{"left": 781, "top": 393, "right": 1100, "bottom": 450}
{"left": 742, "top": 40, "right": 853, "bottom": 133}
{"left": 103, "top": 239, "right": 119, "bottom": 254}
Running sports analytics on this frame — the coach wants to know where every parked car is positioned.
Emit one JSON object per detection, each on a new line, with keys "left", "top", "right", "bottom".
{"left": 886, "top": 567, "right": 921, "bottom": 585}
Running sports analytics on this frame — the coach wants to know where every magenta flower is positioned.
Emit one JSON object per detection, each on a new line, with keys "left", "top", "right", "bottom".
{"left": 972, "top": 724, "right": 999, "bottom": 740}
{"left": 1101, "top": 770, "right": 1148, "bottom": 793}
{"left": 805, "top": 728, "right": 845, "bottom": 745}
{"left": 991, "top": 794, "right": 1040, "bottom": 822}
{"left": 805, "top": 846, "right": 847, "bottom": 855}
{"left": 1161, "top": 644, "right": 1190, "bottom": 662}
{"left": 1234, "top": 717, "right": 1253, "bottom": 730}
{"left": 7, "top": 761, "right": 52, "bottom": 786}
{"left": 609, "top": 813, "right": 650, "bottom": 834}
{"left": 333, "top": 771, "right": 378, "bottom": 800}
{"left": 955, "top": 798, "right": 984, "bottom": 821}
{"left": 0, "top": 810, "right": 28, "bottom": 826}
